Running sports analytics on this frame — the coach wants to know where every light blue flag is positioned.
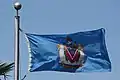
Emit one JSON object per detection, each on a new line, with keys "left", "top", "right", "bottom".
{"left": 25, "top": 28, "right": 111, "bottom": 72}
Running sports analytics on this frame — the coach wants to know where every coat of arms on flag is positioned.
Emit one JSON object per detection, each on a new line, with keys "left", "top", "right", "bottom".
{"left": 57, "top": 36, "right": 85, "bottom": 69}
{"left": 25, "top": 28, "right": 111, "bottom": 72}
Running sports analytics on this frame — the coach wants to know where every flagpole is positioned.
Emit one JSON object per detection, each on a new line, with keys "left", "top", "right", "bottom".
{"left": 14, "top": 2, "right": 22, "bottom": 80}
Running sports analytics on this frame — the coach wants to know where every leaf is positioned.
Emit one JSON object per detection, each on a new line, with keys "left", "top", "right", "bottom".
{"left": 0, "top": 62, "right": 14, "bottom": 75}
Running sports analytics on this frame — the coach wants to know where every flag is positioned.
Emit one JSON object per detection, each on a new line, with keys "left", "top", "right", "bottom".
{"left": 25, "top": 28, "right": 111, "bottom": 72}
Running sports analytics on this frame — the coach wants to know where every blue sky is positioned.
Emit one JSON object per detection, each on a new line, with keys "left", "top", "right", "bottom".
{"left": 0, "top": 0, "right": 120, "bottom": 80}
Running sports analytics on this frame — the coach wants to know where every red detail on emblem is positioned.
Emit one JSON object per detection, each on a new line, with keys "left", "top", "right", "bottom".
{"left": 64, "top": 46, "right": 80, "bottom": 63}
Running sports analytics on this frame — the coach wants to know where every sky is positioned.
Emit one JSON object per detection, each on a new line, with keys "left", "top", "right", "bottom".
{"left": 0, "top": 0, "right": 120, "bottom": 80}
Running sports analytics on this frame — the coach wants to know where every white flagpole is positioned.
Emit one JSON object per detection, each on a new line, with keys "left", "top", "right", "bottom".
{"left": 14, "top": 2, "right": 22, "bottom": 80}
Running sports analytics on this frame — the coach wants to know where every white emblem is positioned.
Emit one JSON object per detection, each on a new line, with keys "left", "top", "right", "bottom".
{"left": 57, "top": 44, "right": 85, "bottom": 68}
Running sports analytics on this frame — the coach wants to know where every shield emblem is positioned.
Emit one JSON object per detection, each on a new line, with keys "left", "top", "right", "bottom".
{"left": 57, "top": 44, "right": 85, "bottom": 69}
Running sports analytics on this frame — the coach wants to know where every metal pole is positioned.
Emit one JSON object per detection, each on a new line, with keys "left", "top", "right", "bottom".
{"left": 14, "top": 2, "right": 22, "bottom": 80}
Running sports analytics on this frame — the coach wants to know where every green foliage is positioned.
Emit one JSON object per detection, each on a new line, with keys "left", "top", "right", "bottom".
{"left": 0, "top": 62, "right": 14, "bottom": 75}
